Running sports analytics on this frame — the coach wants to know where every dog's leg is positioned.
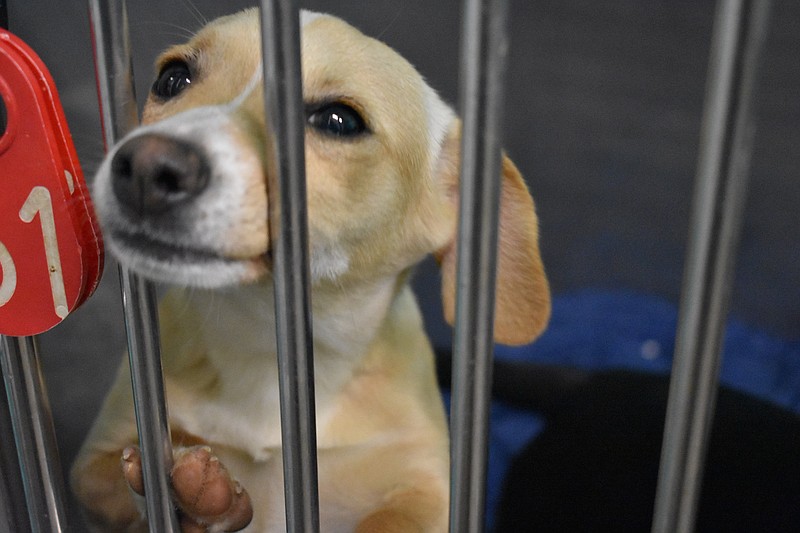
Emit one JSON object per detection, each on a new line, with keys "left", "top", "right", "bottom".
{"left": 71, "top": 446, "right": 149, "bottom": 532}
{"left": 354, "top": 487, "right": 447, "bottom": 533}
{"left": 121, "top": 444, "right": 253, "bottom": 533}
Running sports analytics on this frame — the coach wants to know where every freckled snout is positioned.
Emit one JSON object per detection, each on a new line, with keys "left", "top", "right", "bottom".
{"left": 111, "top": 133, "right": 210, "bottom": 219}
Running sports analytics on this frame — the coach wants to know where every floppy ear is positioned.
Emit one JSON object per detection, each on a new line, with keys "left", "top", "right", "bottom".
{"left": 434, "top": 128, "right": 551, "bottom": 346}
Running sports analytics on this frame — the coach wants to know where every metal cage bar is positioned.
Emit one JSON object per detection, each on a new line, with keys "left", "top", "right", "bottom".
{"left": 0, "top": 336, "right": 68, "bottom": 533}
{"left": 259, "top": 2, "right": 321, "bottom": 532}
{"left": 449, "top": 0, "right": 511, "bottom": 531}
{"left": 0, "top": 366, "right": 30, "bottom": 533}
{"left": 651, "top": 1, "right": 772, "bottom": 532}
{"left": 87, "top": 1, "right": 180, "bottom": 530}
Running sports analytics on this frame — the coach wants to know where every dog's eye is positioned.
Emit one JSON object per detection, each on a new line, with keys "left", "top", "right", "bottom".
{"left": 152, "top": 61, "right": 192, "bottom": 100}
{"left": 307, "top": 103, "right": 367, "bottom": 137}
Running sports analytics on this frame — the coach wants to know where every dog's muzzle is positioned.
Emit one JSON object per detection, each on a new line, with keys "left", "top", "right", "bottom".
{"left": 99, "top": 129, "right": 270, "bottom": 287}
{"left": 110, "top": 133, "right": 210, "bottom": 220}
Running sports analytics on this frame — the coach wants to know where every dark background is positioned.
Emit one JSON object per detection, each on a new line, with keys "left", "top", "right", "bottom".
{"left": 4, "top": 0, "right": 799, "bottom": 526}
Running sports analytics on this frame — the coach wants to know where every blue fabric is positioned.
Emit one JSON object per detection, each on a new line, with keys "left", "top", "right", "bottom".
{"left": 444, "top": 290, "right": 800, "bottom": 528}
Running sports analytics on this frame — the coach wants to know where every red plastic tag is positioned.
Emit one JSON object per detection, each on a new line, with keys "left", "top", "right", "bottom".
{"left": 0, "top": 29, "right": 104, "bottom": 336}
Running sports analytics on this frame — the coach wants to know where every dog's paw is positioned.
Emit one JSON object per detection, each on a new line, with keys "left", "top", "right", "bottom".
{"left": 171, "top": 446, "right": 253, "bottom": 531}
{"left": 121, "top": 445, "right": 253, "bottom": 532}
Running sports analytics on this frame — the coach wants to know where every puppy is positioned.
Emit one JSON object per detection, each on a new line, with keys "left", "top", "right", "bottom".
{"left": 72, "top": 8, "right": 550, "bottom": 532}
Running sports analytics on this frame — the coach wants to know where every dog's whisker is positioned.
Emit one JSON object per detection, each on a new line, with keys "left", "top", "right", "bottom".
{"left": 131, "top": 20, "right": 196, "bottom": 41}
{"left": 161, "top": 31, "right": 198, "bottom": 41}
{"left": 375, "top": 8, "right": 405, "bottom": 41}
{"left": 179, "top": 0, "right": 208, "bottom": 28}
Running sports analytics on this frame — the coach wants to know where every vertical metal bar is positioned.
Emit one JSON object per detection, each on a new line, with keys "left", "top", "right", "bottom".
{"left": 0, "top": 356, "right": 30, "bottom": 533}
{"left": 0, "top": 336, "right": 68, "bottom": 532}
{"left": 449, "top": 0, "right": 510, "bottom": 532}
{"left": 117, "top": 273, "right": 180, "bottom": 532}
{"left": 87, "top": 0, "right": 138, "bottom": 147}
{"left": 651, "top": 1, "right": 771, "bottom": 532}
{"left": 259, "top": 2, "right": 320, "bottom": 532}
{"left": 88, "top": 1, "right": 180, "bottom": 531}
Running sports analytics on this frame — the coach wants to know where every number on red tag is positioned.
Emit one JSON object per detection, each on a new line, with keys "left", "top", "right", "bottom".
{"left": 0, "top": 29, "right": 104, "bottom": 336}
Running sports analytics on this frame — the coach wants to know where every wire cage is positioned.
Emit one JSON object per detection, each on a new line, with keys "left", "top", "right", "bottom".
{"left": 2, "top": 0, "right": 797, "bottom": 532}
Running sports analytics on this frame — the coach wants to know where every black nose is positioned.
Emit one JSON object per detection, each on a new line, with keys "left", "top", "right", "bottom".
{"left": 110, "top": 133, "right": 210, "bottom": 218}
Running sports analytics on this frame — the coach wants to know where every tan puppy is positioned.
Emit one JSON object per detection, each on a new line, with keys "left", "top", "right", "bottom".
{"left": 72, "top": 8, "right": 550, "bottom": 532}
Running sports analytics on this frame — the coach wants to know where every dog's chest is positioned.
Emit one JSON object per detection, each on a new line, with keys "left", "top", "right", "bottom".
{"left": 166, "top": 353, "right": 284, "bottom": 460}
{"left": 161, "top": 276, "right": 400, "bottom": 460}
{"left": 157, "top": 285, "right": 376, "bottom": 460}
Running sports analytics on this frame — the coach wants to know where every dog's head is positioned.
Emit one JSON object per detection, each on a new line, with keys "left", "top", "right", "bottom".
{"left": 93, "top": 9, "right": 550, "bottom": 344}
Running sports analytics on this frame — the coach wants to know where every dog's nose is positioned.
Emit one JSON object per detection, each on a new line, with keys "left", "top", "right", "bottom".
{"left": 110, "top": 134, "right": 210, "bottom": 218}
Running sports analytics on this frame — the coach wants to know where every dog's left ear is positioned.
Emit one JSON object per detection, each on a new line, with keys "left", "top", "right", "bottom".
{"left": 434, "top": 125, "right": 551, "bottom": 346}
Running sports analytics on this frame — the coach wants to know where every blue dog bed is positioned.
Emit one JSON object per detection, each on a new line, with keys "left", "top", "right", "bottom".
{"left": 443, "top": 290, "right": 800, "bottom": 527}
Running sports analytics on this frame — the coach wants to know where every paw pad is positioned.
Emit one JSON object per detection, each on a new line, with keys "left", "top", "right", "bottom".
{"left": 120, "top": 444, "right": 253, "bottom": 531}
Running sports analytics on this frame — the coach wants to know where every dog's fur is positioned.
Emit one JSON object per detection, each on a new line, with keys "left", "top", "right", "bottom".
{"left": 72, "top": 9, "right": 549, "bottom": 532}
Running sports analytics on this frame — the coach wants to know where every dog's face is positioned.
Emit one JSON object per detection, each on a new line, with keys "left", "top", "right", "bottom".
{"left": 93, "top": 9, "right": 456, "bottom": 288}
{"left": 93, "top": 8, "right": 550, "bottom": 344}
